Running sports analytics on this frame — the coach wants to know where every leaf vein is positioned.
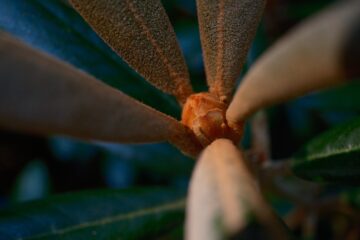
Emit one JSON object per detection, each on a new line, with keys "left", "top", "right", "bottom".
{"left": 23, "top": 199, "right": 185, "bottom": 239}
{"left": 124, "top": 0, "right": 183, "bottom": 90}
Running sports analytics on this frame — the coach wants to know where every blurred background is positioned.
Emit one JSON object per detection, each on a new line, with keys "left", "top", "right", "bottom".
{"left": 0, "top": 0, "right": 359, "bottom": 239}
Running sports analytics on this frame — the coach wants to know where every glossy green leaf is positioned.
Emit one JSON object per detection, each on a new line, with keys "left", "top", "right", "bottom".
{"left": 0, "top": 188, "right": 185, "bottom": 239}
{"left": 0, "top": 0, "right": 179, "bottom": 117}
{"left": 292, "top": 117, "right": 360, "bottom": 184}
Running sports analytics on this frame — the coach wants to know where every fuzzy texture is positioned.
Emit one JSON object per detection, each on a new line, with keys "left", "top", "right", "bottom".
{"left": 181, "top": 92, "right": 242, "bottom": 147}
{"left": 196, "top": 0, "right": 266, "bottom": 102}
{"left": 70, "top": 0, "right": 193, "bottom": 104}
{"left": 227, "top": 0, "right": 360, "bottom": 125}
{"left": 0, "top": 32, "right": 199, "bottom": 157}
{"left": 186, "top": 139, "right": 289, "bottom": 239}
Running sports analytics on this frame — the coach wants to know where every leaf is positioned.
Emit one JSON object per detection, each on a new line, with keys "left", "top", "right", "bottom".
{"left": 0, "top": 0, "right": 179, "bottom": 117}
{"left": 196, "top": 0, "right": 266, "bottom": 102}
{"left": 227, "top": 1, "right": 360, "bottom": 124}
{"left": 0, "top": 188, "right": 185, "bottom": 239}
{"left": 69, "top": 0, "right": 193, "bottom": 104}
{"left": 292, "top": 116, "right": 360, "bottom": 184}
{"left": 186, "top": 139, "right": 290, "bottom": 239}
{"left": 0, "top": 32, "right": 200, "bottom": 157}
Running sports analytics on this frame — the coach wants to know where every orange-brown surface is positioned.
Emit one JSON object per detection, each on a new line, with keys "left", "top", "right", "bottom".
{"left": 182, "top": 92, "right": 242, "bottom": 147}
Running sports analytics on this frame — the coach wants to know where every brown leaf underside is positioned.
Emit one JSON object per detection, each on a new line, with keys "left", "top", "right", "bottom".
{"left": 197, "top": 0, "right": 266, "bottom": 102}
{"left": 0, "top": 32, "right": 200, "bottom": 157}
{"left": 227, "top": 0, "right": 360, "bottom": 125}
{"left": 70, "top": 0, "right": 193, "bottom": 104}
{"left": 186, "top": 139, "right": 289, "bottom": 239}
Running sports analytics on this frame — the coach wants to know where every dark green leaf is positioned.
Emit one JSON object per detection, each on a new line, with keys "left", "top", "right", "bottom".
{"left": 0, "top": 188, "right": 185, "bottom": 239}
{"left": 0, "top": 0, "right": 179, "bottom": 117}
{"left": 292, "top": 117, "right": 360, "bottom": 184}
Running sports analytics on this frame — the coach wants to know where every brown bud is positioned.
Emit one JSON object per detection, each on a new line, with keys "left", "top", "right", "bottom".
{"left": 181, "top": 92, "right": 243, "bottom": 147}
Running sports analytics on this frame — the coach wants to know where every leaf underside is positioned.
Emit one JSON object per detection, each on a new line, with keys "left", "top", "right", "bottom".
{"left": 227, "top": 0, "right": 360, "bottom": 123}
{"left": 0, "top": 32, "right": 185, "bottom": 144}
{"left": 292, "top": 116, "right": 360, "bottom": 184}
{"left": 196, "top": 0, "right": 265, "bottom": 101}
{"left": 0, "top": 188, "right": 185, "bottom": 239}
{"left": 70, "top": 0, "right": 193, "bottom": 104}
{"left": 0, "top": 0, "right": 180, "bottom": 117}
{"left": 186, "top": 139, "right": 289, "bottom": 239}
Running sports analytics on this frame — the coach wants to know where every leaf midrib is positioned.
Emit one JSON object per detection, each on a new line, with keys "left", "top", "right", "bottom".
{"left": 23, "top": 199, "right": 185, "bottom": 240}
{"left": 298, "top": 119, "right": 360, "bottom": 162}
{"left": 300, "top": 143, "right": 360, "bottom": 162}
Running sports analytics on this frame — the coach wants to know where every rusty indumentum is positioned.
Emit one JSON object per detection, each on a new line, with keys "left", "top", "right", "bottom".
{"left": 182, "top": 92, "right": 243, "bottom": 147}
